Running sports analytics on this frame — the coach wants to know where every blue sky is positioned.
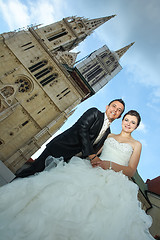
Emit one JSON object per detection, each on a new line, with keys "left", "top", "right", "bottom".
{"left": 0, "top": 0, "right": 160, "bottom": 182}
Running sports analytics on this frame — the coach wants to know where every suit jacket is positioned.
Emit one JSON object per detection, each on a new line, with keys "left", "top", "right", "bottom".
{"left": 46, "top": 108, "right": 111, "bottom": 161}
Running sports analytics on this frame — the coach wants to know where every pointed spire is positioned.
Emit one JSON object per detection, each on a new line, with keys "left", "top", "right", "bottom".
{"left": 84, "top": 15, "right": 116, "bottom": 32}
{"left": 61, "top": 15, "right": 116, "bottom": 51}
{"left": 115, "top": 42, "right": 135, "bottom": 59}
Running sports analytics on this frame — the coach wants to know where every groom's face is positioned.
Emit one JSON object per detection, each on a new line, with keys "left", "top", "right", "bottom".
{"left": 106, "top": 101, "right": 124, "bottom": 122}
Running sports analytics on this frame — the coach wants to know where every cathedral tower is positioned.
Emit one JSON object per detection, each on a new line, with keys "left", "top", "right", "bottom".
{"left": 35, "top": 15, "right": 116, "bottom": 52}
{"left": 76, "top": 42, "right": 134, "bottom": 92}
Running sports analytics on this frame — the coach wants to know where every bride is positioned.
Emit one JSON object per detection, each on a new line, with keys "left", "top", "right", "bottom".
{"left": 0, "top": 110, "right": 154, "bottom": 240}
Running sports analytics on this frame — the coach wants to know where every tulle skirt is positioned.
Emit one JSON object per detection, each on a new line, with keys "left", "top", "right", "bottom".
{"left": 0, "top": 157, "right": 154, "bottom": 240}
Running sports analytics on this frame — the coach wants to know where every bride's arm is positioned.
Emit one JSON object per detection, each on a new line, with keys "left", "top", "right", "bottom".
{"left": 91, "top": 141, "right": 142, "bottom": 177}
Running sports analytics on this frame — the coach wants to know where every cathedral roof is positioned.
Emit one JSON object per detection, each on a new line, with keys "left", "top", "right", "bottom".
{"left": 146, "top": 176, "right": 160, "bottom": 195}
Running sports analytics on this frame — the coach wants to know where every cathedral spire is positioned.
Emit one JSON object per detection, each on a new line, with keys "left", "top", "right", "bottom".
{"left": 84, "top": 15, "right": 116, "bottom": 32}
{"left": 58, "top": 15, "right": 116, "bottom": 51}
{"left": 115, "top": 42, "right": 135, "bottom": 59}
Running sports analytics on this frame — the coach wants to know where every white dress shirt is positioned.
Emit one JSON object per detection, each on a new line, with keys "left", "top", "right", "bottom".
{"left": 93, "top": 113, "right": 111, "bottom": 145}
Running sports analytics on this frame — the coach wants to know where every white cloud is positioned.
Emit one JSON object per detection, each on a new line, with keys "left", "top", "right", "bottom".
{"left": 0, "top": 0, "right": 30, "bottom": 30}
{"left": 136, "top": 122, "right": 147, "bottom": 133}
{"left": 28, "top": 0, "right": 65, "bottom": 26}
{"left": 0, "top": 0, "right": 66, "bottom": 31}
{"left": 139, "top": 138, "right": 147, "bottom": 147}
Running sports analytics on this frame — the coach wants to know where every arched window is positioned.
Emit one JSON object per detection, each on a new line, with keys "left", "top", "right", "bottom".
{"left": 29, "top": 60, "right": 48, "bottom": 72}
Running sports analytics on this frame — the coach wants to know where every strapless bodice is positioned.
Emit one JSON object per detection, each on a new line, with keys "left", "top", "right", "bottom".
{"left": 100, "top": 137, "right": 133, "bottom": 166}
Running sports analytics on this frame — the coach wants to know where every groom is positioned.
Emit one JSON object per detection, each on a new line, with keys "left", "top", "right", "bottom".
{"left": 16, "top": 99, "right": 125, "bottom": 178}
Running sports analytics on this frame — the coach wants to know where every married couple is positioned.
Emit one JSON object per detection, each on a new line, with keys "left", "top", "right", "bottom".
{"left": 0, "top": 99, "right": 154, "bottom": 240}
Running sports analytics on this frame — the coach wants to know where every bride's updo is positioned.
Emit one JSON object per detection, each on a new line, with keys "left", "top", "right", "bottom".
{"left": 122, "top": 110, "right": 141, "bottom": 127}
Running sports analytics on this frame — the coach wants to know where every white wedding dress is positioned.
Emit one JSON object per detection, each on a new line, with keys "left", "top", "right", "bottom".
{"left": 0, "top": 137, "right": 154, "bottom": 240}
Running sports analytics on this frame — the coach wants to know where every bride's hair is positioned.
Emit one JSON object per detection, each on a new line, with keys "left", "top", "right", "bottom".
{"left": 122, "top": 110, "right": 141, "bottom": 127}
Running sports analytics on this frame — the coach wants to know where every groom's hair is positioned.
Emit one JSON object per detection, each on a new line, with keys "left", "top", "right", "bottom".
{"left": 108, "top": 99, "right": 125, "bottom": 116}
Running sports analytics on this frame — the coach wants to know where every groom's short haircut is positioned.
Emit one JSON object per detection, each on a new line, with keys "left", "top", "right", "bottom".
{"left": 108, "top": 99, "right": 125, "bottom": 116}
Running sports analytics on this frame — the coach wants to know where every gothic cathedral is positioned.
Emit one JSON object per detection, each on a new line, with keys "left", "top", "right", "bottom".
{"left": 0, "top": 15, "right": 133, "bottom": 183}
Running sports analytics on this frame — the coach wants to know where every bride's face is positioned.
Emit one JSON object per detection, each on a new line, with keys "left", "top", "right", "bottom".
{"left": 122, "top": 114, "right": 138, "bottom": 133}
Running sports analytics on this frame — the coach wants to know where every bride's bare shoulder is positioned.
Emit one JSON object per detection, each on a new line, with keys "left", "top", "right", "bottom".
{"left": 108, "top": 133, "right": 118, "bottom": 138}
{"left": 133, "top": 139, "right": 142, "bottom": 148}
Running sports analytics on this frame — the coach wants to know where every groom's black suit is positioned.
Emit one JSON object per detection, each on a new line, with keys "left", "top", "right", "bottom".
{"left": 16, "top": 108, "right": 111, "bottom": 177}
{"left": 47, "top": 107, "right": 111, "bottom": 159}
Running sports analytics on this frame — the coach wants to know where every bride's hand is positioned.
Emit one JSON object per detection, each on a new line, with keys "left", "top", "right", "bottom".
{"left": 90, "top": 156, "right": 102, "bottom": 167}
{"left": 98, "top": 160, "right": 109, "bottom": 170}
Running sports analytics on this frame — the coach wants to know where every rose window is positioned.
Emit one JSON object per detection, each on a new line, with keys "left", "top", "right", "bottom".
{"left": 15, "top": 78, "right": 32, "bottom": 93}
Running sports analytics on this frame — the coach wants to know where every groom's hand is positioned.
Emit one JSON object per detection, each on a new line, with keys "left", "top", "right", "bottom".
{"left": 88, "top": 154, "right": 97, "bottom": 160}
